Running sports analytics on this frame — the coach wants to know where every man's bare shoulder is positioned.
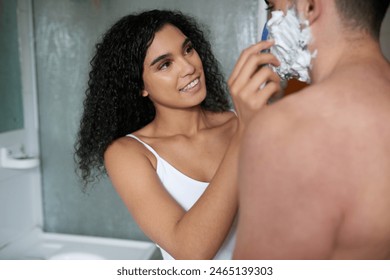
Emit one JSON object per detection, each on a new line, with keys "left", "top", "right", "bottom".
{"left": 239, "top": 81, "right": 390, "bottom": 259}
{"left": 247, "top": 79, "right": 390, "bottom": 181}
{"left": 253, "top": 70, "right": 390, "bottom": 134}
{"left": 248, "top": 86, "right": 322, "bottom": 137}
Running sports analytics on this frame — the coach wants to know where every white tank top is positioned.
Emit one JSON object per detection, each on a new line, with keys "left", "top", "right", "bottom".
{"left": 127, "top": 134, "right": 236, "bottom": 260}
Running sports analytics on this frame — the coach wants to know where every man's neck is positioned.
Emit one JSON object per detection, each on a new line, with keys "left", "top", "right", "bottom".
{"left": 310, "top": 35, "right": 383, "bottom": 84}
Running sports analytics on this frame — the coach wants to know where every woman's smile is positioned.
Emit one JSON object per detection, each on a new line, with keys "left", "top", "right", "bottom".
{"left": 179, "top": 77, "right": 201, "bottom": 93}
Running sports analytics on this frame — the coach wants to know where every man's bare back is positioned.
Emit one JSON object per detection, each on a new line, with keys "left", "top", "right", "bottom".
{"left": 232, "top": 0, "right": 390, "bottom": 259}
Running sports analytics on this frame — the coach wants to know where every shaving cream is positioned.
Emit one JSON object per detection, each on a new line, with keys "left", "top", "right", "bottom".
{"left": 266, "top": 8, "right": 316, "bottom": 83}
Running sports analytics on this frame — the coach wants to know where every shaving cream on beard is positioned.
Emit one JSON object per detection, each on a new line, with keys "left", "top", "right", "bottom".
{"left": 265, "top": 8, "right": 316, "bottom": 83}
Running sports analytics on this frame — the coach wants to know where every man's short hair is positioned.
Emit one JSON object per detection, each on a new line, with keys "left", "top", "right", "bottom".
{"left": 335, "top": 0, "right": 390, "bottom": 39}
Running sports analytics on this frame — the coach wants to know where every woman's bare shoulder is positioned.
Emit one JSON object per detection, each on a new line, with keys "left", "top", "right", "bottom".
{"left": 104, "top": 135, "right": 156, "bottom": 168}
{"left": 105, "top": 135, "right": 140, "bottom": 154}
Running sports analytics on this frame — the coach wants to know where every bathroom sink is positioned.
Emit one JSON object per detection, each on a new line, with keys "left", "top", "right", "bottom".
{"left": 0, "top": 228, "right": 157, "bottom": 260}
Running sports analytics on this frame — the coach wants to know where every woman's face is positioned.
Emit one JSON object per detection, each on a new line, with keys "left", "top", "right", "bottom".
{"left": 142, "top": 24, "right": 206, "bottom": 110}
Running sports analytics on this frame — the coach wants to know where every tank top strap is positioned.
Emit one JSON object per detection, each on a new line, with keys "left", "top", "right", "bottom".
{"left": 126, "top": 134, "right": 160, "bottom": 159}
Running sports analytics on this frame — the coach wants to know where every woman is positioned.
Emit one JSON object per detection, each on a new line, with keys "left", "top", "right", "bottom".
{"left": 75, "top": 9, "right": 280, "bottom": 259}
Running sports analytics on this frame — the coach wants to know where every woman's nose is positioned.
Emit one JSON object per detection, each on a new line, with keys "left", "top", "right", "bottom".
{"left": 178, "top": 57, "right": 195, "bottom": 77}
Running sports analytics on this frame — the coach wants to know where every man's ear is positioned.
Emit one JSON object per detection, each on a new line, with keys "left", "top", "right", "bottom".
{"left": 300, "top": 0, "right": 321, "bottom": 25}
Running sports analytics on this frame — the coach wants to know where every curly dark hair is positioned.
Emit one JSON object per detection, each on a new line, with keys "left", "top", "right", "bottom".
{"left": 74, "top": 9, "right": 231, "bottom": 188}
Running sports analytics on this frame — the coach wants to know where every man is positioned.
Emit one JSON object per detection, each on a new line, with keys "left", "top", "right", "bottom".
{"left": 230, "top": 0, "right": 390, "bottom": 259}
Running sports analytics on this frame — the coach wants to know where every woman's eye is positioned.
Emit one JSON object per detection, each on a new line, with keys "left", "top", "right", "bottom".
{"left": 158, "top": 61, "right": 171, "bottom": 70}
{"left": 185, "top": 44, "right": 194, "bottom": 54}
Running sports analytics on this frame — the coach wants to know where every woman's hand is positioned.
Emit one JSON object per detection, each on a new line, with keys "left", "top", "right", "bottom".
{"left": 228, "top": 40, "right": 281, "bottom": 131}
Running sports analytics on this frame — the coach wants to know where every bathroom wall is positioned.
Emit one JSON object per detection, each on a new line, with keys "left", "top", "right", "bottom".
{"left": 33, "top": 0, "right": 260, "bottom": 242}
{"left": 381, "top": 8, "right": 390, "bottom": 60}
